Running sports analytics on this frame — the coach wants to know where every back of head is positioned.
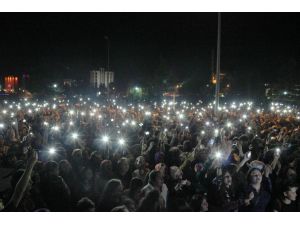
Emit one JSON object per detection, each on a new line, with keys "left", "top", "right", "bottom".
{"left": 111, "top": 205, "right": 129, "bottom": 212}
{"left": 101, "top": 179, "right": 123, "bottom": 201}
{"left": 138, "top": 189, "right": 160, "bottom": 212}
{"left": 77, "top": 197, "right": 95, "bottom": 212}
{"left": 44, "top": 161, "right": 59, "bottom": 177}
{"left": 129, "top": 177, "right": 143, "bottom": 193}
{"left": 148, "top": 170, "right": 160, "bottom": 185}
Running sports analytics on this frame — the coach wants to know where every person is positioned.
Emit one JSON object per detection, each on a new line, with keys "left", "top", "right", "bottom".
{"left": 40, "top": 161, "right": 71, "bottom": 211}
{"left": 239, "top": 162, "right": 272, "bottom": 212}
{"left": 271, "top": 179, "right": 298, "bottom": 212}
{"left": 212, "top": 165, "right": 239, "bottom": 211}
{"left": 94, "top": 159, "right": 114, "bottom": 198}
{"left": 116, "top": 157, "right": 131, "bottom": 189}
{"left": 138, "top": 190, "right": 161, "bottom": 212}
{"left": 189, "top": 193, "right": 209, "bottom": 212}
{"left": 96, "top": 179, "right": 124, "bottom": 212}
{"left": 1, "top": 148, "right": 38, "bottom": 211}
{"left": 76, "top": 197, "right": 95, "bottom": 212}
{"left": 132, "top": 155, "right": 149, "bottom": 183}
{"left": 124, "top": 177, "right": 143, "bottom": 207}
{"left": 167, "top": 166, "right": 191, "bottom": 211}
{"left": 141, "top": 170, "right": 163, "bottom": 196}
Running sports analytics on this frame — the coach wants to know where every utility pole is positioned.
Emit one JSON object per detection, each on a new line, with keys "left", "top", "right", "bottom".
{"left": 214, "top": 12, "right": 221, "bottom": 114}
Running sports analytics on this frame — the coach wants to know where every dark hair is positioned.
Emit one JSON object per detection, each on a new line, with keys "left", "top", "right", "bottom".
{"left": 76, "top": 197, "right": 95, "bottom": 212}
{"left": 138, "top": 190, "right": 160, "bottom": 212}
{"left": 44, "top": 161, "right": 59, "bottom": 176}
{"left": 189, "top": 193, "right": 207, "bottom": 212}
{"left": 97, "top": 179, "right": 123, "bottom": 211}
{"left": 148, "top": 170, "right": 160, "bottom": 185}
{"left": 222, "top": 164, "right": 237, "bottom": 177}
{"left": 262, "top": 150, "right": 275, "bottom": 165}
{"left": 279, "top": 179, "right": 299, "bottom": 197}
{"left": 129, "top": 177, "right": 143, "bottom": 196}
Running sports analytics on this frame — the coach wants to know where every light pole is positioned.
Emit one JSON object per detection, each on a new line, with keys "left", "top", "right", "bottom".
{"left": 214, "top": 12, "right": 221, "bottom": 114}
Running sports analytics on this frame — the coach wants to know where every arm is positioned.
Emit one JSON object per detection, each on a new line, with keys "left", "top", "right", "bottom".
{"left": 270, "top": 155, "right": 279, "bottom": 170}
{"left": 7, "top": 149, "right": 38, "bottom": 209}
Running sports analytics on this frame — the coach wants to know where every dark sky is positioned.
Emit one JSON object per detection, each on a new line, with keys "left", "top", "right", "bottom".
{"left": 0, "top": 13, "right": 299, "bottom": 89}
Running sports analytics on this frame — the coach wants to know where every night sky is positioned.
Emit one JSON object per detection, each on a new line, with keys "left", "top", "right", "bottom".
{"left": 0, "top": 13, "right": 299, "bottom": 94}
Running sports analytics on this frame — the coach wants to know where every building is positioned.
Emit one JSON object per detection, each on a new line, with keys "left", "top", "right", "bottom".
{"left": 63, "top": 79, "right": 77, "bottom": 88}
{"left": 265, "top": 83, "right": 300, "bottom": 104}
{"left": 4, "top": 75, "right": 19, "bottom": 92}
{"left": 90, "top": 68, "right": 114, "bottom": 88}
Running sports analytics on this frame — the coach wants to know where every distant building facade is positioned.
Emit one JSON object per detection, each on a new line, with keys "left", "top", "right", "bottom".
{"left": 265, "top": 83, "right": 300, "bottom": 104}
{"left": 4, "top": 75, "right": 19, "bottom": 92}
{"left": 90, "top": 68, "right": 114, "bottom": 88}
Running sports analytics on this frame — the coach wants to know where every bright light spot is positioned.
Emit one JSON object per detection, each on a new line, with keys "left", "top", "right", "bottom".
{"left": 214, "top": 129, "right": 219, "bottom": 136}
{"left": 71, "top": 133, "right": 78, "bottom": 139}
{"left": 178, "top": 114, "right": 184, "bottom": 119}
{"left": 226, "top": 122, "right": 232, "bottom": 128}
{"left": 49, "top": 147, "right": 56, "bottom": 155}
{"left": 215, "top": 152, "right": 222, "bottom": 159}
{"left": 52, "top": 126, "right": 59, "bottom": 131}
{"left": 0, "top": 123, "right": 4, "bottom": 129}
{"left": 118, "top": 138, "right": 125, "bottom": 146}
{"left": 102, "top": 135, "right": 109, "bottom": 143}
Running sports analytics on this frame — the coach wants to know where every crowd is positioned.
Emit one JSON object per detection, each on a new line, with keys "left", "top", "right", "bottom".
{"left": 0, "top": 97, "right": 300, "bottom": 212}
